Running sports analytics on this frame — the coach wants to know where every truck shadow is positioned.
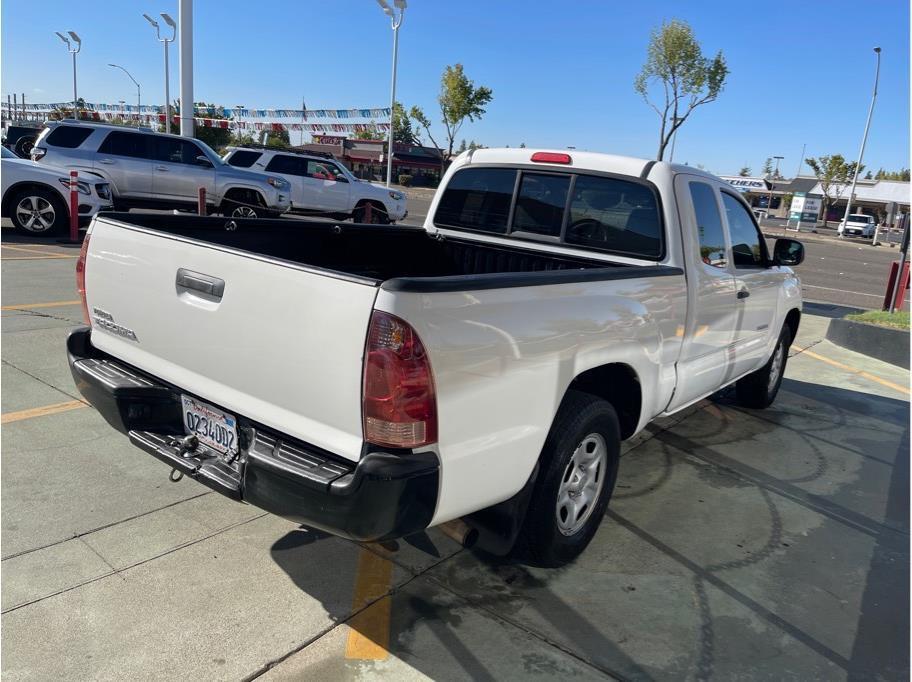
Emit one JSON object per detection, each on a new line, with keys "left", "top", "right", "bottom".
{"left": 268, "top": 377, "right": 909, "bottom": 680}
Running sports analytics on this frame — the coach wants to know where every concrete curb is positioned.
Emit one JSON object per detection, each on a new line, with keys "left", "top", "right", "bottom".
{"left": 825, "top": 318, "right": 910, "bottom": 369}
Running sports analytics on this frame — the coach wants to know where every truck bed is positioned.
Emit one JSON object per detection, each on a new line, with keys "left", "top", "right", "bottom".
{"left": 100, "top": 213, "right": 674, "bottom": 289}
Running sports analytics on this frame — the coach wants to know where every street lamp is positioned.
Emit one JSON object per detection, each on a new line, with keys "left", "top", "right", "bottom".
{"left": 841, "top": 47, "right": 881, "bottom": 239}
{"left": 108, "top": 64, "right": 141, "bottom": 123}
{"left": 143, "top": 12, "right": 176, "bottom": 133}
{"left": 377, "top": 0, "right": 406, "bottom": 187}
{"left": 55, "top": 31, "right": 81, "bottom": 120}
{"left": 766, "top": 155, "right": 784, "bottom": 217}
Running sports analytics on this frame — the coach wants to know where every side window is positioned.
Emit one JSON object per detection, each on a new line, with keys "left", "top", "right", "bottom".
{"left": 511, "top": 173, "right": 570, "bottom": 237}
{"left": 433, "top": 167, "right": 516, "bottom": 234}
{"left": 98, "top": 132, "right": 149, "bottom": 159}
{"left": 689, "top": 182, "right": 728, "bottom": 269}
{"left": 226, "top": 150, "right": 262, "bottom": 168}
{"left": 305, "top": 160, "right": 342, "bottom": 179}
{"left": 46, "top": 126, "right": 93, "bottom": 149}
{"left": 565, "top": 175, "right": 662, "bottom": 258}
{"left": 152, "top": 138, "right": 184, "bottom": 164}
{"left": 266, "top": 155, "right": 306, "bottom": 175}
{"left": 721, "top": 192, "right": 765, "bottom": 268}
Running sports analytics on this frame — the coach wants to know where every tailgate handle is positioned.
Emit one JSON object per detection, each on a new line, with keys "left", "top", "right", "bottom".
{"left": 176, "top": 268, "right": 225, "bottom": 299}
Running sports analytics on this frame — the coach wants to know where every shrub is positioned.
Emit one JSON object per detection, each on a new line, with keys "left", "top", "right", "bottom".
{"left": 398, "top": 174, "right": 412, "bottom": 187}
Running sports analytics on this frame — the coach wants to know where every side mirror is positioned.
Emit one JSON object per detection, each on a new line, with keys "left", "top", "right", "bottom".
{"left": 195, "top": 155, "right": 213, "bottom": 168}
{"left": 773, "top": 238, "right": 804, "bottom": 267}
{"left": 333, "top": 174, "right": 348, "bottom": 183}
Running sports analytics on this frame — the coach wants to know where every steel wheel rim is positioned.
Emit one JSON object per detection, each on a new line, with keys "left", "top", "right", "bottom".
{"left": 16, "top": 196, "right": 56, "bottom": 232}
{"left": 768, "top": 340, "right": 785, "bottom": 392}
{"left": 231, "top": 206, "right": 257, "bottom": 218}
{"left": 556, "top": 433, "right": 608, "bottom": 536}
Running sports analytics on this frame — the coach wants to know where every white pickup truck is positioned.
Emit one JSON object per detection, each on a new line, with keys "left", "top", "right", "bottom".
{"left": 67, "top": 148, "right": 805, "bottom": 566}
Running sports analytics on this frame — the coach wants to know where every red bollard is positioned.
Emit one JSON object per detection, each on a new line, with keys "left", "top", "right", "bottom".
{"left": 883, "top": 261, "right": 911, "bottom": 310}
{"left": 69, "top": 170, "right": 79, "bottom": 241}
{"left": 198, "top": 187, "right": 206, "bottom": 215}
{"left": 363, "top": 202, "right": 372, "bottom": 224}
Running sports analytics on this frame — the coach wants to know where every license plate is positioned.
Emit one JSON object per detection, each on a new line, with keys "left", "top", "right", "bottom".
{"left": 180, "top": 395, "right": 238, "bottom": 457}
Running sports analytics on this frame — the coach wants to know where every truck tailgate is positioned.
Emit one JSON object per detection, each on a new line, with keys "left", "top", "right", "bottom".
{"left": 84, "top": 218, "right": 378, "bottom": 462}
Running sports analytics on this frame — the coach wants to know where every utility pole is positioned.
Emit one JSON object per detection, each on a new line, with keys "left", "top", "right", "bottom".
{"left": 843, "top": 47, "right": 882, "bottom": 240}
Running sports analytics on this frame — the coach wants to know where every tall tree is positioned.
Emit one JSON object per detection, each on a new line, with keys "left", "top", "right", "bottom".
{"left": 391, "top": 101, "right": 418, "bottom": 146}
{"left": 805, "top": 154, "right": 863, "bottom": 226}
{"left": 352, "top": 122, "right": 384, "bottom": 141}
{"left": 410, "top": 63, "right": 493, "bottom": 170}
{"left": 738, "top": 166, "right": 752, "bottom": 177}
{"left": 634, "top": 20, "right": 728, "bottom": 161}
{"left": 762, "top": 157, "right": 773, "bottom": 177}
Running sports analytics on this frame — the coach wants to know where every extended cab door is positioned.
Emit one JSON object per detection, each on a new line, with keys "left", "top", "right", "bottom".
{"left": 666, "top": 175, "right": 738, "bottom": 412}
{"left": 719, "top": 190, "right": 783, "bottom": 379}
{"left": 151, "top": 137, "right": 216, "bottom": 204}
{"left": 95, "top": 130, "right": 153, "bottom": 199}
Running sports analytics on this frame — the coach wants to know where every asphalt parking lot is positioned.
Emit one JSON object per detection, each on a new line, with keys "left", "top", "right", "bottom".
{"left": 1, "top": 228, "right": 909, "bottom": 680}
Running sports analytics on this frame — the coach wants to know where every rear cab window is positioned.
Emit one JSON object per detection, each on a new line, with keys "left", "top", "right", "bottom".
{"left": 433, "top": 166, "right": 664, "bottom": 258}
{"left": 46, "top": 126, "right": 93, "bottom": 149}
{"left": 226, "top": 150, "right": 263, "bottom": 168}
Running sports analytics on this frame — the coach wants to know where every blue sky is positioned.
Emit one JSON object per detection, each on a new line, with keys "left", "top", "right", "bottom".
{"left": 2, "top": 0, "right": 909, "bottom": 176}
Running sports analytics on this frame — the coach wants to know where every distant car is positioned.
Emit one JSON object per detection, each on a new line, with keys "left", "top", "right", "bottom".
{"left": 752, "top": 208, "right": 768, "bottom": 220}
{"left": 838, "top": 213, "right": 876, "bottom": 238}
{"left": 30, "top": 122, "right": 291, "bottom": 218}
{"left": 223, "top": 146, "right": 407, "bottom": 223}
{"left": 1, "top": 145, "right": 112, "bottom": 236}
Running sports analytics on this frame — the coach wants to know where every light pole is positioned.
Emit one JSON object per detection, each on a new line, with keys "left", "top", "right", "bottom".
{"left": 55, "top": 31, "right": 81, "bottom": 119}
{"left": 766, "top": 155, "right": 784, "bottom": 217}
{"left": 377, "top": 0, "right": 406, "bottom": 187}
{"left": 842, "top": 47, "right": 881, "bottom": 239}
{"left": 143, "top": 13, "right": 176, "bottom": 133}
{"left": 108, "top": 64, "right": 141, "bottom": 123}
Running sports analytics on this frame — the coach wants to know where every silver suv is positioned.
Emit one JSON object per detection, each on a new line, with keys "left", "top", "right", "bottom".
{"left": 31, "top": 122, "right": 291, "bottom": 217}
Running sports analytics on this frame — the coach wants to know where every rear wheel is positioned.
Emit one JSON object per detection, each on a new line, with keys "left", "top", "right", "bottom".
{"left": 514, "top": 390, "right": 620, "bottom": 567}
{"left": 735, "top": 325, "right": 792, "bottom": 409}
{"left": 9, "top": 186, "right": 68, "bottom": 236}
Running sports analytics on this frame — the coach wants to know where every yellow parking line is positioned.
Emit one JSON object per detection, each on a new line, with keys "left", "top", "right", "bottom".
{"left": 345, "top": 547, "right": 393, "bottom": 660}
{"left": 2, "top": 400, "right": 88, "bottom": 424}
{"left": 795, "top": 345, "right": 910, "bottom": 396}
{"left": 0, "top": 244, "right": 73, "bottom": 257}
{"left": 1, "top": 300, "right": 81, "bottom": 311}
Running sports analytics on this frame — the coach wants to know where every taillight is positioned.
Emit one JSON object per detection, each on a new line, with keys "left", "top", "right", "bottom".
{"left": 363, "top": 311, "right": 437, "bottom": 449}
{"left": 76, "top": 234, "right": 91, "bottom": 325}
{"left": 531, "top": 151, "right": 572, "bottom": 164}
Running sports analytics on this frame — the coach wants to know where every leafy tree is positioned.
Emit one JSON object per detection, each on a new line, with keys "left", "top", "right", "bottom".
{"left": 519, "top": 142, "right": 526, "bottom": 148}
{"left": 738, "top": 166, "right": 751, "bottom": 177}
{"left": 762, "top": 157, "right": 773, "bottom": 177}
{"left": 805, "top": 154, "right": 863, "bottom": 226}
{"left": 189, "top": 102, "right": 231, "bottom": 151}
{"left": 457, "top": 139, "right": 467, "bottom": 153}
{"left": 352, "top": 122, "right": 384, "bottom": 141}
{"left": 392, "top": 101, "right": 418, "bottom": 146}
{"left": 410, "top": 63, "right": 494, "bottom": 170}
{"left": 864, "top": 170, "right": 873, "bottom": 180}
{"left": 874, "top": 167, "right": 910, "bottom": 181}
{"left": 261, "top": 128, "right": 291, "bottom": 148}
{"left": 634, "top": 19, "right": 728, "bottom": 161}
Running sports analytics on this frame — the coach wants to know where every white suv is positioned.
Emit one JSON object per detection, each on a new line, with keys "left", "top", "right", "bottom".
{"left": 31, "top": 122, "right": 291, "bottom": 218}
{"left": 223, "top": 147, "right": 407, "bottom": 223}
{"left": 838, "top": 213, "right": 876, "bottom": 238}
{"left": 1, "top": 146, "right": 112, "bottom": 236}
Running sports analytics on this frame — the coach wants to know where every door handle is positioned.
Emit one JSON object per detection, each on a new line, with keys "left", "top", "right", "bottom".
{"left": 98, "top": 158, "right": 115, "bottom": 164}
{"left": 737, "top": 289, "right": 751, "bottom": 299}
{"left": 155, "top": 165, "right": 168, "bottom": 172}
{"left": 176, "top": 268, "right": 225, "bottom": 300}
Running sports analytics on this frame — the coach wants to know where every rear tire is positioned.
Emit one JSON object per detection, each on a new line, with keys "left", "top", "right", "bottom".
{"left": 514, "top": 390, "right": 620, "bottom": 567}
{"left": 735, "top": 325, "right": 792, "bottom": 409}
{"left": 9, "top": 186, "right": 68, "bottom": 237}
{"left": 220, "top": 191, "right": 266, "bottom": 219}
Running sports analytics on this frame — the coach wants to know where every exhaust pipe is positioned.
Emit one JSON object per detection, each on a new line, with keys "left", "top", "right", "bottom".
{"left": 438, "top": 519, "right": 478, "bottom": 548}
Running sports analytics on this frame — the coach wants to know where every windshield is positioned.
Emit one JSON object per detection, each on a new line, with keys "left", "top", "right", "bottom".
{"left": 848, "top": 214, "right": 872, "bottom": 223}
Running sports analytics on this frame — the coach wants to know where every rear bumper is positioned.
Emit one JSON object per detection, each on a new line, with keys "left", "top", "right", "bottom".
{"left": 66, "top": 327, "right": 439, "bottom": 542}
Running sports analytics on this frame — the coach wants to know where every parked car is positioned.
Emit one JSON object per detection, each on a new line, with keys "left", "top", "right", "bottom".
{"left": 67, "top": 148, "right": 804, "bottom": 566}
{"left": 2, "top": 124, "right": 44, "bottom": 158}
{"left": 30, "top": 122, "right": 291, "bottom": 218}
{"left": 1, "top": 145, "right": 112, "bottom": 236}
{"left": 223, "top": 146, "right": 407, "bottom": 223}
{"left": 838, "top": 213, "right": 876, "bottom": 238}
{"left": 752, "top": 208, "right": 768, "bottom": 220}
